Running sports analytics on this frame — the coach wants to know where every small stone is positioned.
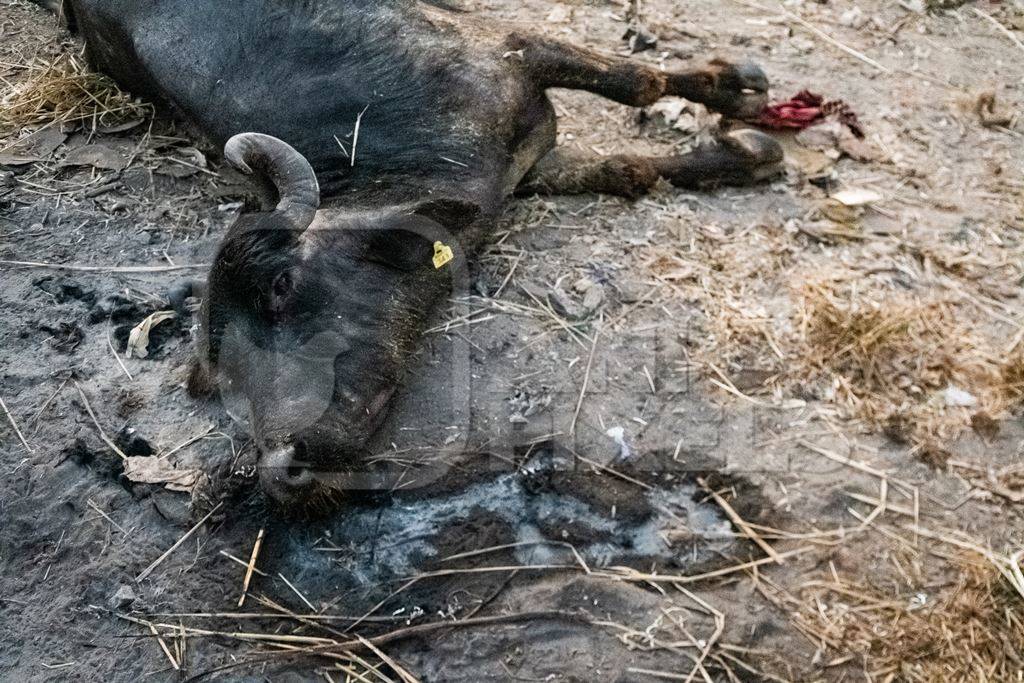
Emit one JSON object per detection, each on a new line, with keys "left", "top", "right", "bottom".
{"left": 582, "top": 285, "right": 605, "bottom": 312}
{"left": 624, "top": 25, "right": 658, "bottom": 53}
{"left": 546, "top": 287, "right": 585, "bottom": 321}
{"left": 616, "top": 282, "right": 645, "bottom": 304}
{"left": 121, "top": 167, "right": 153, "bottom": 193}
{"left": 110, "top": 584, "right": 137, "bottom": 610}
{"left": 572, "top": 277, "right": 594, "bottom": 294}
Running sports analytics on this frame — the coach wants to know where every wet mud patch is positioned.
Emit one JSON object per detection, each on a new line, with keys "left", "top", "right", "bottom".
{"left": 258, "top": 446, "right": 763, "bottom": 620}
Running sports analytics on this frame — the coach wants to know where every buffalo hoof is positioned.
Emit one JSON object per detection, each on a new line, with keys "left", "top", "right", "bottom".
{"left": 662, "top": 129, "right": 784, "bottom": 189}
{"left": 166, "top": 278, "right": 204, "bottom": 315}
{"left": 703, "top": 60, "right": 770, "bottom": 121}
{"left": 719, "top": 129, "right": 785, "bottom": 183}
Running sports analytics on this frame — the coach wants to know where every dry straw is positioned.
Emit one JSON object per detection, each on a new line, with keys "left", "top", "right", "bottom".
{"left": 0, "top": 51, "right": 151, "bottom": 137}
{"left": 793, "top": 279, "right": 1020, "bottom": 460}
{"left": 774, "top": 550, "right": 1024, "bottom": 682}
{"left": 691, "top": 261, "right": 1022, "bottom": 462}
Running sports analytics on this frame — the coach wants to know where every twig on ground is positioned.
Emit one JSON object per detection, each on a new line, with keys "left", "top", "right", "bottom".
{"left": 160, "top": 426, "right": 216, "bottom": 459}
{"left": 107, "top": 333, "right": 133, "bottom": 380}
{"left": 733, "top": 0, "right": 891, "bottom": 73}
{"left": 0, "top": 396, "right": 33, "bottom": 454}
{"left": 354, "top": 636, "right": 418, "bottom": 683}
{"left": 218, "top": 550, "right": 267, "bottom": 577}
{"left": 493, "top": 252, "right": 522, "bottom": 299}
{"left": 698, "top": 478, "right": 782, "bottom": 564}
{"left": 74, "top": 382, "right": 127, "bottom": 460}
{"left": 0, "top": 260, "right": 208, "bottom": 273}
{"left": 125, "top": 611, "right": 589, "bottom": 662}
{"left": 29, "top": 376, "right": 69, "bottom": 430}
{"left": 148, "top": 621, "right": 180, "bottom": 671}
{"left": 87, "top": 499, "right": 128, "bottom": 535}
{"left": 601, "top": 547, "right": 814, "bottom": 585}
{"left": 136, "top": 503, "right": 223, "bottom": 582}
{"left": 570, "top": 323, "right": 601, "bottom": 436}
{"left": 278, "top": 572, "right": 317, "bottom": 612}
{"left": 238, "top": 528, "right": 266, "bottom": 607}
{"left": 972, "top": 7, "right": 1024, "bottom": 55}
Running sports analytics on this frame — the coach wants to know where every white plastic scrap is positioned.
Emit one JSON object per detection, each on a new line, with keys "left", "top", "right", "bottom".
{"left": 606, "top": 426, "right": 634, "bottom": 462}
{"left": 942, "top": 385, "right": 978, "bottom": 408}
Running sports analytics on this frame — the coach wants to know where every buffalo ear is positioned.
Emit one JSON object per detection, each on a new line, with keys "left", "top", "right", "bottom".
{"left": 411, "top": 198, "right": 482, "bottom": 231}
{"left": 360, "top": 199, "right": 481, "bottom": 272}
{"left": 359, "top": 224, "right": 437, "bottom": 272}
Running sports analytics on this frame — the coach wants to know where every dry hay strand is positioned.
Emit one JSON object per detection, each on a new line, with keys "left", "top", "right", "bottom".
{"left": 657, "top": 224, "right": 794, "bottom": 386}
{"left": 797, "top": 282, "right": 975, "bottom": 399}
{"left": 0, "top": 51, "right": 151, "bottom": 137}
{"left": 788, "top": 552, "right": 1024, "bottom": 682}
{"left": 791, "top": 278, "right": 1014, "bottom": 460}
{"left": 1000, "top": 348, "right": 1024, "bottom": 406}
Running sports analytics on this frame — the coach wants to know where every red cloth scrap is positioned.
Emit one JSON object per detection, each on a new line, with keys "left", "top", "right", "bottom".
{"left": 759, "top": 90, "right": 864, "bottom": 139}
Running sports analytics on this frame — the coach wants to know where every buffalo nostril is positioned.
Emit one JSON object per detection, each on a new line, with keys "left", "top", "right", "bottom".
{"left": 286, "top": 440, "right": 310, "bottom": 480}
{"left": 259, "top": 442, "right": 314, "bottom": 502}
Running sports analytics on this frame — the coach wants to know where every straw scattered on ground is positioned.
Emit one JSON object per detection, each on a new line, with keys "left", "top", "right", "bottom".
{"left": 793, "top": 277, "right": 1016, "bottom": 461}
{"left": 767, "top": 550, "right": 1024, "bottom": 682}
{"left": 0, "top": 51, "right": 151, "bottom": 138}
{"left": 667, "top": 225, "right": 1023, "bottom": 462}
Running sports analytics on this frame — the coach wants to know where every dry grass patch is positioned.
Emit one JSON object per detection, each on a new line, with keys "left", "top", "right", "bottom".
{"left": 792, "top": 278, "right": 1019, "bottom": 458}
{"left": 778, "top": 551, "right": 1024, "bottom": 682}
{"left": 683, "top": 255, "right": 1019, "bottom": 459}
{"left": 1001, "top": 349, "right": 1024, "bottom": 405}
{"left": 0, "top": 51, "right": 150, "bottom": 138}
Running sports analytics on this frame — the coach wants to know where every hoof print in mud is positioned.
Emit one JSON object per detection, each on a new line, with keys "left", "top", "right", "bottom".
{"left": 87, "top": 294, "right": 143, "bottom": 325}
{"left": 33, "top": 276, "right": 96, "bottom": 306}
{"left": 36, "top": 320, "right": 84, "bottom": 353}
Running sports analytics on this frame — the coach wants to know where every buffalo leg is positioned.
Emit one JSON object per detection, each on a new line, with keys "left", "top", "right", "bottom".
{"left": 509, "top": 34, "right": 769, "bottom": 119}
{"left": 515, "top": 129, "right": 783, "bottom": 199}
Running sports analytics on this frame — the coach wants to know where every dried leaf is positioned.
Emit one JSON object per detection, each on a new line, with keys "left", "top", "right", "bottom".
{"left": 61, "top": 143, "right": 130, "bottom": 171}
{"left": 123, "top": 456, "right": 203, "bottom": 493}
{"left": 831, "top": 188, "right": 883, "bottom": 206}
{"left": 127, "top": 310, "right": 176, "bottom": 359}
{"left": 0, "top": 127, "right": 67, "bottom": 165}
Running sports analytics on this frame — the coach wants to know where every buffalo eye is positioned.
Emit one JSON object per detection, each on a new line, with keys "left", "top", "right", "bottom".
{"left": 269, "top": 270, "right": 294, "bottom": 313}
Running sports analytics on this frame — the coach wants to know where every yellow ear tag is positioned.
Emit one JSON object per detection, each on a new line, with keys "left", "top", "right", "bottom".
{"left": 432, "top": 241, "right": 454, "bottom": 270}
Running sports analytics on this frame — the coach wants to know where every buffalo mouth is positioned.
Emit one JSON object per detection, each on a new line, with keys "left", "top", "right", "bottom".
{"left": 254, "top": 385, "right": 400, "bottom": 510}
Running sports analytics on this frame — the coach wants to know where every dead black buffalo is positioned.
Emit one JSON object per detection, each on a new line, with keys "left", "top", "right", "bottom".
{"left": 35, "top": 0, "right": 783, "bottom": 509}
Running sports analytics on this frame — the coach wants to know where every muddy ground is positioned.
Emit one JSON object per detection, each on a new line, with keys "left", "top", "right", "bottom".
{"left": 1, "top": 0, "right": 1023, "bottom": 681}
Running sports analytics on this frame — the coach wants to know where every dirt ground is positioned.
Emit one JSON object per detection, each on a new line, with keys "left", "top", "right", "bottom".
{"left": 1, "top": 0, "right": 1023, "bottom": 681}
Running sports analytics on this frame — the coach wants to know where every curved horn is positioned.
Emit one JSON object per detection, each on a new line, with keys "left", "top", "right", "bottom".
{"left": 224, "top": 133, "right": 320, "bottom": 229}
